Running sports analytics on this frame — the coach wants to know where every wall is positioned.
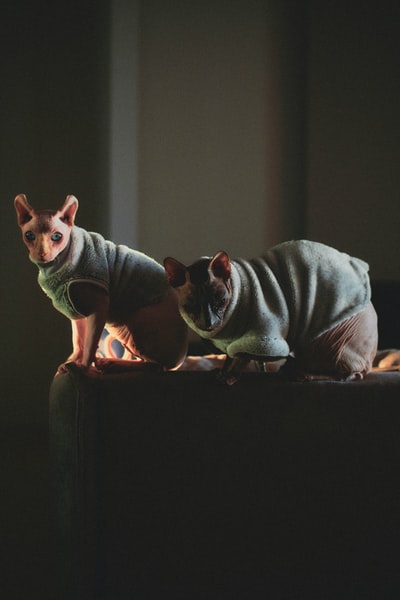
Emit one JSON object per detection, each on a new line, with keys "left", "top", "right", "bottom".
{"left": 137, "top": 0, "right": 400, "bottom": 279}
{"left": 137, "top": 0, "right": 307, "bottom": 263}
{"left": 138, "top": 0, "right": 268, "bottom": 263}
{"left": 307, "top": 1, "right": 400, "bottom": 280}
{"left": 0, "top": 0, "right": 110, "bottom": 429}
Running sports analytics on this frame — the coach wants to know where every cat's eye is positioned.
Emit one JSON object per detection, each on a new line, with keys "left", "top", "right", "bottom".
{"left": 214, "top": 297, "right": 227, "bottom": 311}
{"left": 51, "top": 232, "right": 63, "bottom": 242}
{"left": 25, "top": 231, "right": 35, "bottom": 242}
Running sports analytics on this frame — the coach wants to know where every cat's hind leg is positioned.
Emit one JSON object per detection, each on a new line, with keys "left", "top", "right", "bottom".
{"left": 295, "top": 302, "right": 378, "bottom": 381}
{"left": 107, "top": 288, "right": 188, "bottom": 371}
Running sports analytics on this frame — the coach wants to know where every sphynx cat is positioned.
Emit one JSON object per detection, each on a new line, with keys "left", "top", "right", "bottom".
{"left": 165, "top": 241, "right": 381, "bottom": 384}
{"left": 15, "top": 194, "right": 188, "bottom": 374}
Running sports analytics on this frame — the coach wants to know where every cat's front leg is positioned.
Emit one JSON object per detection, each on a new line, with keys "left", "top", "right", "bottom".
{"left": 57, "top": 319, "right": 87, "bottom": 374}
{"left": 61, "top": 283, "right": 109, "bottom": 373}
{"left": 81, "top": 309, "right": 108, "bottom": 370}
{"left": 216, "top": 354, "right": 252, "bottom": 385}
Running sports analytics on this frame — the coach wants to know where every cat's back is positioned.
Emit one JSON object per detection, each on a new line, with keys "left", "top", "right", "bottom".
{"left": 230, "top": 239, "right": 371, "bottom": 345}
{"left": 100, "top": 232, "right": 169, "bottom": 318}
{"left": 264, "top": 239, "right": 368, "bottom": 271}
{"left": 233, "top": 239, "right": 369, "bottom": 287}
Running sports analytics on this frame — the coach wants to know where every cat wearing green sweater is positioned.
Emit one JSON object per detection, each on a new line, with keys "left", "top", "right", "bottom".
{"left": 164, "top": 242, "right": 379, "bottom": 384}
{"left": 15, "top": 194, "right": 188, "bottom": 373}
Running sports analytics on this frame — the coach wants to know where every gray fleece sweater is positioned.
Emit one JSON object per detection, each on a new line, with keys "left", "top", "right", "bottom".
{"left": 186, "top": 240, "right": 372, "bottom": 359}
{"left": 33, "top": 226, "right": 169, "bottom": 325}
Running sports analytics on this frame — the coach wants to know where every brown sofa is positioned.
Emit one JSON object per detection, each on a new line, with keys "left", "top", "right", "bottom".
{"left": 50, "top": 364, "right": 400, "bottom": 599}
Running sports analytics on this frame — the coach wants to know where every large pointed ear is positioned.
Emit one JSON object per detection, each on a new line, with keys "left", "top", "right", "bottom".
{"left": 57, "top": 195, "right": 79, "bottom": 225}
{"left": 164, "top": 257, "right": 188, "bottom": 288}
{"left": 209, "top": 251, "right": 231, "bottom": 280}
{"left": 14, "top": 194, "right": 36, "bottom": 226}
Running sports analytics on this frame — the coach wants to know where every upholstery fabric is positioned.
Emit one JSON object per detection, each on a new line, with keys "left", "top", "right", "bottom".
{"left": 50, "top": 366, "right": 400, "bottom": 599}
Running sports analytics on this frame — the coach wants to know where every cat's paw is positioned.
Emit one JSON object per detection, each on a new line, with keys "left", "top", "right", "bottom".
{"left": 56, "top": 360, "right": 90, "bottom": 375}
{"left": 373, "top": 349, "right": 400, "bottom": 371}
{"left": 214, "top": 368, "right": 239, "bottom": 386}
{"left": 57, "top": 362, "right": 70, "bottom": 375}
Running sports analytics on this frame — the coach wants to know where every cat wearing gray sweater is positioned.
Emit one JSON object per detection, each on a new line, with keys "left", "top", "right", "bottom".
{"left": 15, "top": 194, "right": 188, "bottom": 373}
{"left": 164, "top": 241, "right": 378, "bottom": 384}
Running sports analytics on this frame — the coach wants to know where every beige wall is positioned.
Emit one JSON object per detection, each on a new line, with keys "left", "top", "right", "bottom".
{"left": 138, "top": 0, "right": 270, "bottom": 263}
{"left": 137, "top": 0, "right": 307, "bottom": 263}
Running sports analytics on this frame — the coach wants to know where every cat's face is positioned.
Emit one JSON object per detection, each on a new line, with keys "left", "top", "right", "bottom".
{"left": 164, "top": 252, "right": 232, "bottom": 332}
{"left": 15, "top": 194, "right": 78, "bottom": 264}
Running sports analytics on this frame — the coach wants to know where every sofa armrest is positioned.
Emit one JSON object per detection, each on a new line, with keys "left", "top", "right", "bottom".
{"left": 49, "top": 367, "right": 400, "bottom": 599}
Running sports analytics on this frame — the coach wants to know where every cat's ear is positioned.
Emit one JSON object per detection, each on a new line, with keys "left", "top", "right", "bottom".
{"left": 14, "top": 194, "right": 35, "bottom": 225}
{"left": 58, "top": 195, "right": 79, "bottom": 225}
{"left": 210, "top": 251, "right": 231, "bottom": 280}
{"left": 164, "top": 257, "right": 187, "bottom": 287}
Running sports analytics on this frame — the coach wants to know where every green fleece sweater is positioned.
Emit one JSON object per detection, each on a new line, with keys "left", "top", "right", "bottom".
{"left": 32, "top": 226, "right": 169, "bottom": 325}
{"left": 183, "top": 240, "right": 372, "bottom": 359}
